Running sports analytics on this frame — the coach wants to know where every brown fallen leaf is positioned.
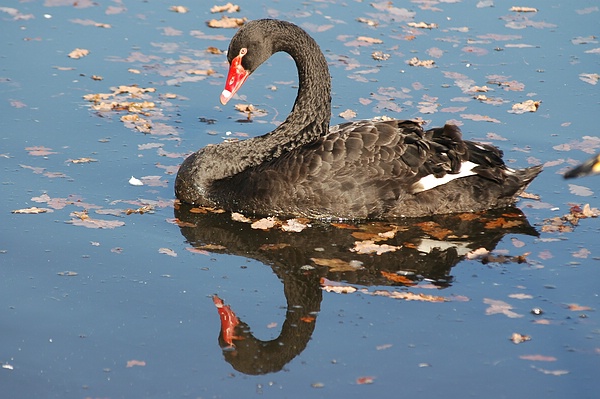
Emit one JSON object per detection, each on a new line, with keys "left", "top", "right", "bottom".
{"left": 57, "top": 271, "right": 78, "bottom": 277}
{"left": 357, "top": 36, "right": 383, "bottom": 44}
{"left": 510, "top": 6, "right": 538, "bottom": 12}
{"left": 26, "top": 146, "right": 57, "bottom": 156}
{"left": 460, "top": 114, "right": 501, "bottom": 123}
{"left": 416, "top": 221, "right": 452, "bottom": 240}
{"left": 210, "top": 3, "right": 240, "bottom": 13}
{"left": 356, "top": 376, "right": 375, "bottom": 385}
{"left": 351, "top": 240, "right": 401, "bottom": 255}
{"left": 368, "top": 290, "right": 446, "bottom": 302}
{"left": 407, "top": 22, "right": 438, "bottom": 29}
{"left": 531, "top": 366, "right": 569, "bottom": 376}
{"left": 67, "top": 157, "right": 97, "bottom": 164}
{"left": 126, "top": 360, "right": 146, "bottom": 367}
{"left": 281, "top": 218, "right": 308, "bottom": 232}
{"left": 12, "top": 206, "right": 52, "bottom": 214}
{"left": 67, "top": 216, "right": 125, "bottom": 229}
{"left": 520, "top": 354, "right": 557, "bottom": 362}
{"left": 510, "top": 332, "right": 531, "bottom": 344}
{"left": 380, "top": 270, "right": 416, "bottom": 285}
{"left": 567, "top": 303, "right": 593, "bottom": 312}
{"left": 509, "top": 100, "right": 540, "bottom": 114}
{"left": 568, "top": 184, "right": 593, "bottom": 197}
{"left": 169, "top": 5, "right": 188, "bottom": 13}
{"left": 158, "top": 247, "right": 177, "bottom": 257}
{"left": 407, "top": 57, "right": 435, "bottom": 68}
{"left": 485, "top": 298, "right": 523, "bottom": 318}
{"left": 371, "top": 51, "right": 390, "bottom": 61}
{"left": 320, "top": 277, "right": 358, "bottom": 293}
{"left": 356, "top": 17, "right": 378, "bottom": 26}
{"left": 579, "top": 73, "right": 600, "bottom": 85}
{"left": 251, "top": 217, "right": 278, "bottom": 230}
{"left": 312, "top": 258, "right": 364, "bottom": 273}
{"left": 207, "top": 15, "right": 247, "bottom": 28}
{"left": 339, "top": 109, "right": 356, "bottom": 120}
{"left": 68, "top": 48, "right": 89, "bottom": 59}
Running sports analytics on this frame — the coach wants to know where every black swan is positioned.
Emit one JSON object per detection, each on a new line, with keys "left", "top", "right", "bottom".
{"left": 564, "top": 154, "right": 600, "bottom": 178}
{"left": 175, "top": 19, "right": 542, "bottom": 219}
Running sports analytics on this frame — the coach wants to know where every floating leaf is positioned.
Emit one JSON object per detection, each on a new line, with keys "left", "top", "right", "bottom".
{"left": 126, "top": 360, "right": 146, "bottom": 367}
{"left": 510, "top": 332, "right": 531, "bottom": 344}
{"left": 12, "top": 206, "right": 52, "bottom": 214}
{"left": 57, "top": 271, "right": 78, "bottom": 276}
{"left": 207, "top": 15, "right": 246, "bottom": 28}
{"left": 320, "top": 277, "right": 358, "bottom": 293}
{"left": 568, "top": 184, "right": 593, "bottom": 197}
{"left": 356, "top": 376, "right": 375, "bottom": 385}
{"left": 159, "top": 247, "right": 177, "bottom": 257}
{"left": 68, "top": 48, "right": 89, "bottom": 59}
{"left": 509, "top": 99, "right": 540, "bottom": 114}
{"left": 350, "top": 240, "right": 400, "bottom": 255}
{"left": 339, "top": 109, "right": 357, "bottom": 120}
{"left": 407, "top": 21, "right": 437, "bottom": 29}
{"left": 407, "top": 57, "right": 435, "bottom": 68}
{"left": 169, "top": 5, "right": 188, "bottom": 13}
{"left": 485, "top": 298, "right": 524, "bottom": 318}
{"left": 312, "top": 258, "right": 363, "bottom": 273}
{"left": 210, "top": 3, "right": 240, "bottom": 13}
{"left": 510, "top": 6, "right": 538, "bottom": 12}
{"left": 251, "top": 217, "right": 278, "bottom": 230}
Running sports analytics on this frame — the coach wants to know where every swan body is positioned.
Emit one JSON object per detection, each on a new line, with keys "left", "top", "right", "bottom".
{"left": 175, "top": 19, "right": 541, "bottom": 219}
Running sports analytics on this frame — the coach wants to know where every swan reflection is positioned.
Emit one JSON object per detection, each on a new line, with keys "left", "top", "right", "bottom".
{"left": 174, "top": 204, "right": 537, "bottom": 375}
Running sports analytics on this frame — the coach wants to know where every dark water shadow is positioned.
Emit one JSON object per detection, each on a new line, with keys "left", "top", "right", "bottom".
{"left": 174, "top": 205, "right": 537, "bottom": 375}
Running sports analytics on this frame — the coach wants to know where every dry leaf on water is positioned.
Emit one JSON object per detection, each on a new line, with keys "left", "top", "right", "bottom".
{"left": 356, "top": 17, "right": 378, "bottom": 26}
{"left": 579, "top": 73, "right": 599, "bottom": 85}
{"left": 207, "top": 15, "right": 247, "bottom": 28}
{"left": 210, "top": 3, "right": 240, "bottom": 13}
{"left": 357, "top": 36, "right": 383, "bottom": 44}
{"left": 520, "top": 354, "right": 557, "bottom": 362}
{"left": 531, "top": 366, "right": 569, "bottom": 376}
{"left": 407, "top": 22, "right": 438, "bottom": 29}
{"left": 510, "top": 332, "right": 531, "bottom": 344}
{"left": 320, "top": 278, "right": 358, "bottom": 293}
{"left": 485, "top": 298, "right": 523, "bottom": 318}
{"left": 158, "top": 247, "right": 177, "bottom": 257}
{"left": 351, "top": 240, "right": 401, "bottom": 255}
{"left": 169, "top": 5, "right": 188, "bottom": 13}
{"left": 407, "top": 57, "right": 435, "bottom": 68}
{"left": 312, "top": 258, "right": 364, "bottom": 273}
{"left": 68, "top": 217, "right": 125, "bottom": 229}
{"left": 509, "top": 100, "right": 540, "bottom": 114}
{"left": 356, "top": 376, "right": 375, "bottom": 385}
{"left": 126, "top": 360, "right": 146, "bottom": 367}
{"left": 339, "top": 109, "right": 356, "bottom": 119}
{"left": 67, "top": 157, "right": 97, "bottom": 164}
{"left": 68, "top": 48, "right": 89, "bottom": 59}
{"left": 510, "top": 6, "right": 538, "bottom": 12}
{"left": 368, "top": 290, "right": 446, "bottom": 302}
{"left": 57, "top": 271, "right": 78, "bottom": 276}
{"left": 380, "top": 270, "right": 415, "bottom": 285}
{"left": 568, "top": 184, "right": 593, "bottom": 197}
{"left": 567, "top": 303, "right": 593, "bottom": 311}
{"left": 12, "top": 206, "right": 52, "bottom": 214}
{"left": 371, "top": 51, "right": 390, "bottom": 61}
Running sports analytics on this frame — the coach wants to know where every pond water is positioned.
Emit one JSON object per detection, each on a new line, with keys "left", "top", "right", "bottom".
{"left": 2, "top": 1, "right": 599, "bottom": 398}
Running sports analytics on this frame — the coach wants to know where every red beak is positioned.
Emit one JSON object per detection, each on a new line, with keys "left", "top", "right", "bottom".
{"left": 220, "top": 54, "right": 249, "bottom": 105}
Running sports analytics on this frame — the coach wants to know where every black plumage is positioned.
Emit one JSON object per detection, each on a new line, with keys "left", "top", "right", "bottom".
{"left": 175, "top": 19, "right": 542, "bottom": 219}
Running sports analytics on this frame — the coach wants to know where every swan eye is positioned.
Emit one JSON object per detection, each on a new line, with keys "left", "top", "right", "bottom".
{"left": 239, "top": 48, "right": 247, "bottom": 56}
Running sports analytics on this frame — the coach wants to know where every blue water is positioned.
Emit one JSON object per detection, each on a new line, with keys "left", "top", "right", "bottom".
{"left": 2, "top": 1, "right": 599, "bottom": 398}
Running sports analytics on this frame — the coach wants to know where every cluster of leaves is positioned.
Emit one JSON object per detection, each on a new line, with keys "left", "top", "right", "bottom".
{"left": 541, "top": 204, "right": 599, "bottom": 233}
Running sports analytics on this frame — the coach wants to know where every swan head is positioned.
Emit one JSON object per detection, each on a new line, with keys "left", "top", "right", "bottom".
{"left": 220, "top": 20, "right": 285, "bottom": 105}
